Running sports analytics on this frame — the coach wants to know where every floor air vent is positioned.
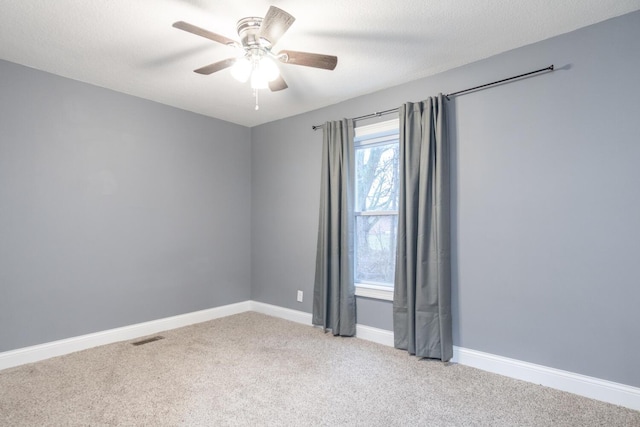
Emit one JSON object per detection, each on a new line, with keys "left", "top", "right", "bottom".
{"left": 132, "top": 336, "right": 164, "bottom": 346}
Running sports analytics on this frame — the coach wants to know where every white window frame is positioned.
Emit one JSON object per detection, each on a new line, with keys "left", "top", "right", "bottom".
{"left": 353, "top": 118, "right": 399, "bottom": 302}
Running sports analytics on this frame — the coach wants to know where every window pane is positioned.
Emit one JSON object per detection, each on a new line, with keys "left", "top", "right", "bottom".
{"left": 355, "top": 142, "right": 399, "bottom": 212}
{"left": 355, "top": 215, "right": 397, "bottom": 285}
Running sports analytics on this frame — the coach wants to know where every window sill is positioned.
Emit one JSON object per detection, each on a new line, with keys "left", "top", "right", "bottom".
{"left": 355, "top": 283, "right": 394, "bottom": 301}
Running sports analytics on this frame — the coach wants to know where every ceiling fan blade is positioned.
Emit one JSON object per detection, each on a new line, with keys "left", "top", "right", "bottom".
{"left": 194, "top": 58, "right": 236, "bottom": 75}
{"left": 278, "top": 50, "right": 338, "bottom": 70}
{"left": 173, "top": 21, "right": 237, "bottom": 47}
{"left": 258, "top": 6, "right": 295, "bottom": 46}
{"left": 269, "top": 75, "right": 288, "bottom": 92}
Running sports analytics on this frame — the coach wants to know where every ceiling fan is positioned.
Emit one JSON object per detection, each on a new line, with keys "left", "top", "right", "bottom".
{"left": 173, "top": 5, "right": 338, "bottom": 108}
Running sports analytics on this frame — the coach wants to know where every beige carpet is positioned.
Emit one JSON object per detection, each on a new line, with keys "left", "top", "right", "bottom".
{"left": 0, "top": 312, "right": 638, "bottom": 426}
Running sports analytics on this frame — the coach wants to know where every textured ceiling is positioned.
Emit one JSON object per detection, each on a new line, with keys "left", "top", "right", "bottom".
{"left": 1, "top": 1, "right": 639, "bottom": 127}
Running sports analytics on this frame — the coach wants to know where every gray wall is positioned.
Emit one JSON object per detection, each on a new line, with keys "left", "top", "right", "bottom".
{"left": 0, "top": 59, "right": 252, "bottom": 351}
{"left": 251, "top": 10, "right": 640, "bottom": 387}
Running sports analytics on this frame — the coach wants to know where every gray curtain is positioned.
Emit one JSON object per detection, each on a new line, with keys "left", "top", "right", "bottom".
{"left": 393, "top": 95, "right": 453, "bottom": 361}
{"left": 312, "top": 119, "right": 356, "bottom": 336}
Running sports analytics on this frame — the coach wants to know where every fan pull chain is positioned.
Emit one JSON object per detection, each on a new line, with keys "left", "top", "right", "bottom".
{"left": 254, "top": 89, "right": 259, "bottom": 110}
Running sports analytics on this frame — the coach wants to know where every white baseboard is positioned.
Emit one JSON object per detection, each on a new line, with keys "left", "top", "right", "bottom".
{"left": 0, "top": 301, "right": 251, "bottom": 371}
{"left": 2, "top": 300, "right": 639, "bottom": 411}
{"left": 356, "top": 324, "right": 394, "bottom": 347}
{"left": 451, "top": 347, "right": 640, "bottom": 411}
{"left": 249, "top": 301, "right": 312, "bottom": 325}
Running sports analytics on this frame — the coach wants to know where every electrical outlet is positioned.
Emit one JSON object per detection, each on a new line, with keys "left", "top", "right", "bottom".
{"left": 296, "top": 290, "right": 303, "bottom": 302}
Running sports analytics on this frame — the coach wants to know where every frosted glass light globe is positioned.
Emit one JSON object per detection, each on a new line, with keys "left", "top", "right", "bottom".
{"left": 230, "top": 57, "right": 251, "bottom": 83}
{"left": 259, "top": 56, "right": 280, "bottom": 82}
{"left": 250, "top": 70, "right": 269, "bottom": 89}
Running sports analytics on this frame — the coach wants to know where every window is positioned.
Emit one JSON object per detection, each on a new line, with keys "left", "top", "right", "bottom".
{"left": 354, "top": 119, "right": 399, "bottom": 301}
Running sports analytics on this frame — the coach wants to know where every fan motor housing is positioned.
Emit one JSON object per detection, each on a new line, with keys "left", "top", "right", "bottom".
{"left": 237, "top": 17, "right": 266, "bottom": 48}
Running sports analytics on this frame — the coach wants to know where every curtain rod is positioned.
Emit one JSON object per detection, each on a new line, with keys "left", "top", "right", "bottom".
{"left": 311, "top": 64, "right": 554, "bottom": 130}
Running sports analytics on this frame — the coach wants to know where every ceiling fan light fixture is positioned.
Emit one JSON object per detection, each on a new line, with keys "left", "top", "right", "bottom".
{"left": 230, "top": 56, "right": 252, "bottom": 82}
{"left": 258, "top": 56, "right": 280, "bottom": 82}
{"left": 248, "top": 54, "right": 280, "bottom": 89}
{"left": 250, "top": 70, "right": 269, "bottom": 89}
